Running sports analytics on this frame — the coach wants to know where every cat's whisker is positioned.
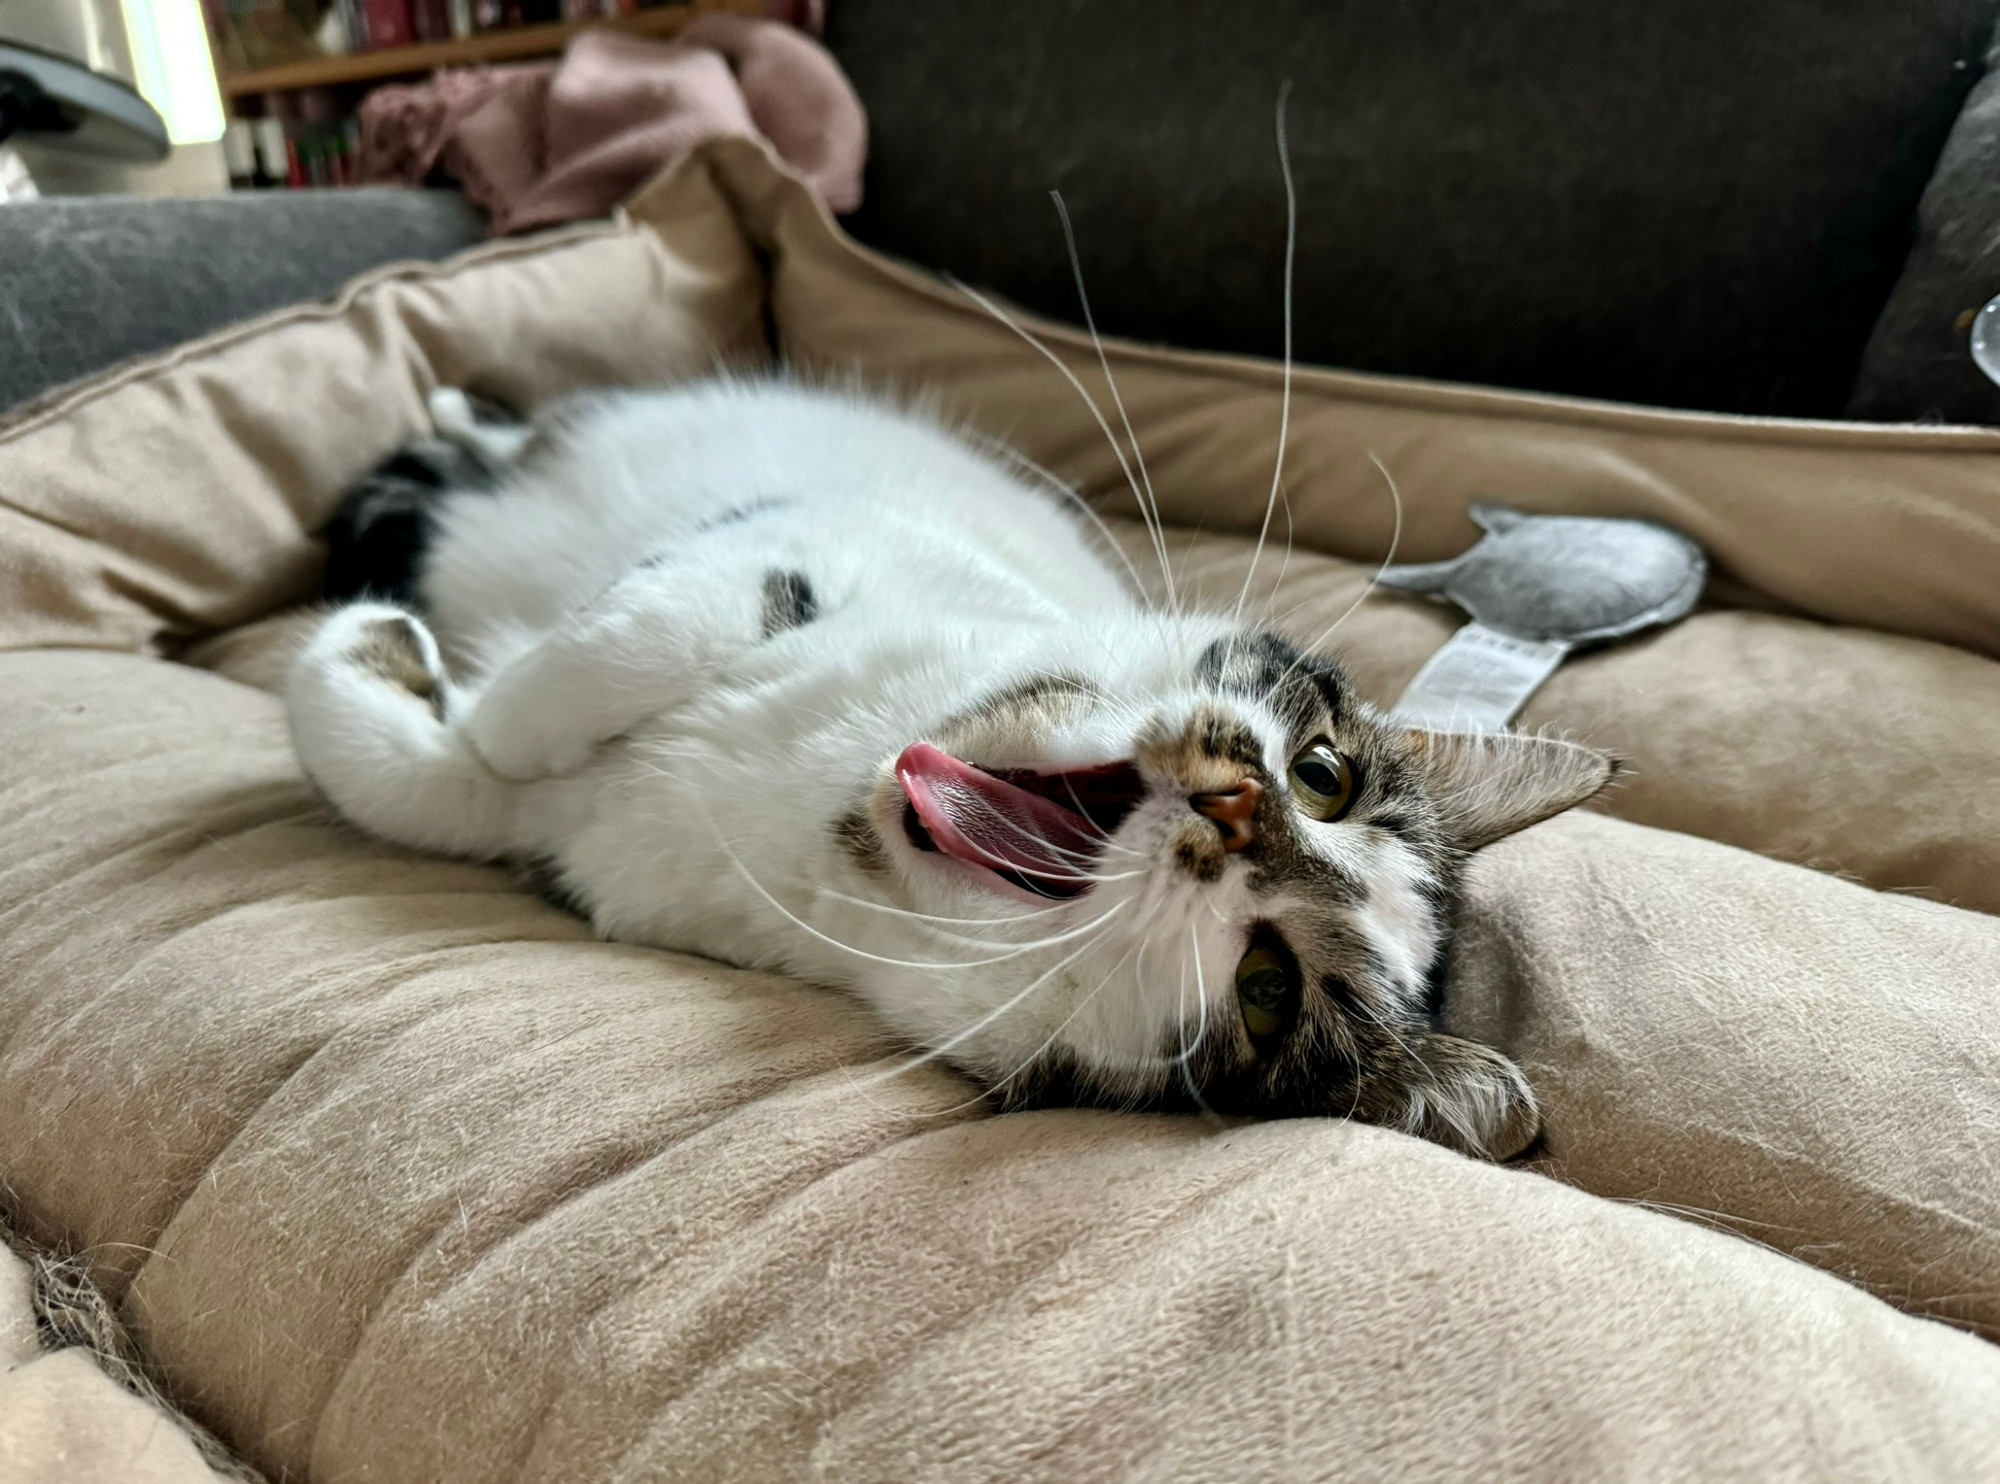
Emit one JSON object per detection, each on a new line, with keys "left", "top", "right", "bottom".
{"left": 833, "top": 936, "right": 1105, "bottom": 1104}
{"left": 1054, "top": 773, "right": 1154, "bottom": 862}
{"left": 943, "top": 275, "right": 1180, "bottom": 615}
{"left": 1175, "top": 924, "right": 1217, "bottom": 1114}
{"left": 979, "top": 441, "right": 1156, "bottom": 605}
{"left": 822, "top": 868, "right": 1147, "bottom": 955}
{"left": 815, "top": 894, "right": 1084, "bottom": 954}
{"left": 1049, "top": 190, "right": 1180, "bottom": 619}
{"left": 948, "top": 787, "right": 1151, "bottom": 869}
{"left": 1229, "top": 80, "right": 1299, "bottom": 638}
{"left": 962, "top": 940, "right": 1147, "bottom": 1114}
{"left": 694, "top": 791, "right": 1132, "bottom": 970}
{"left": 1269, "top": 449, "right": 1406, "bottom": 692}
{"left": 818, "top": 890, "right": 1071, "bottom": 929}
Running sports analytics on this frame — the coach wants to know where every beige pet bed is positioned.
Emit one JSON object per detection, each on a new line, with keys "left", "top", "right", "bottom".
{"left": 2, "top": 138, "right": 1998, "bottom": 1482}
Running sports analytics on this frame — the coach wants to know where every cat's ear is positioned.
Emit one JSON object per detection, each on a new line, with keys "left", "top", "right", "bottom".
{"left": 1353, "top": 1031, "right": 1541, "bottom": 1161}
{"left": 1405, "top": 728, "right": 1618, "bottom": 850}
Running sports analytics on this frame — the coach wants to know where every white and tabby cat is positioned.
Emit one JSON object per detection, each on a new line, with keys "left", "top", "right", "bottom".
{"left": 287, "top": 377, "right": 1613, "bottom": 1160}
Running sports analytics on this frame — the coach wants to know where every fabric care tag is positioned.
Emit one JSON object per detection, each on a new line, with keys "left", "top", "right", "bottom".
{"left": 1392, "top": 623, "right": 1569, "bottom": 729}
{"left": 1380, "top": 502, "right": 1708, "bottom": 729}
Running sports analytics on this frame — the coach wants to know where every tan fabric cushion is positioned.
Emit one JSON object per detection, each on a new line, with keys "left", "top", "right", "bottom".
{"left": 3, "top": 652, "right": 2000, "bottom": 1483}
{"left": 4, "top": 139, "right": 2000, "bottom": 1479}
{"left": 0, "top": 1250, "right": 236, "bottom": 1484}
{"left": 0, "top": 192, "right": 765, "bottom": 656}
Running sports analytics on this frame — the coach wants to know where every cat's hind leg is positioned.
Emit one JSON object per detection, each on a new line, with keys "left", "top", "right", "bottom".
{"left": 288, "top": 602, "right": 523, "bottom": 860}
{"left": 320, "top": 390, "right": 525, "bottom": 607}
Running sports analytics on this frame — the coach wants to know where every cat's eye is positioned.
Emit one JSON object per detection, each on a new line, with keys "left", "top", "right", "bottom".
{"left": 1288, "top": 741, "right": 1357, "bottom": 821}
{"left": 1235, "top": 941, "right": 1300, "bottom": 1042}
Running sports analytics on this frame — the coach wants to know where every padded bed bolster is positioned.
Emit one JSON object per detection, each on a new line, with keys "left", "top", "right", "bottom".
{"left": 3, "top": 139, "right": 2000, "bottom": 1480}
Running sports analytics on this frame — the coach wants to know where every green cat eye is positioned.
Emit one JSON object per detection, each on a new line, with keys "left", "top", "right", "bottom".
{"left": 1234, "top": 943, "right": 1298, "bottom": 1041}
{"left": 1288, "top": 741, "right": 1357, "bottom": 821}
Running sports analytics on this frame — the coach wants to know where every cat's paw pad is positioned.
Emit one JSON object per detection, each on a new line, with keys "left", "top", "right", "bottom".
{"left": 299, "top": 603, "right": 446, "bottom": 717}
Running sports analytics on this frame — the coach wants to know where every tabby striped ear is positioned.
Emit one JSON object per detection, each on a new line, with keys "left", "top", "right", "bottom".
{"left": 1404, "top": 729, "right": 1620, "bottom": 850}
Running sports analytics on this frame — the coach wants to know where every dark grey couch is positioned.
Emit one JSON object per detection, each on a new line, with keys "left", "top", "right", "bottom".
{"left": 7, "top": 0, "right": 2000, "bottom": 422}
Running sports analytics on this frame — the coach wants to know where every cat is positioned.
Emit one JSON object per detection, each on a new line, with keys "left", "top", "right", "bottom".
{"left": 286, "top": 376, "right": 1615, "bottom": 1161}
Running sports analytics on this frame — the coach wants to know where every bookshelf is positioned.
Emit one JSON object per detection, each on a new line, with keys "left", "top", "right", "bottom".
{"left": 219, "top": 2, "right": 750, "bottom": 98}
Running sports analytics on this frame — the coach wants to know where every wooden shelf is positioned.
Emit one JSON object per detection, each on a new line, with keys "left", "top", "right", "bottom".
{"left": 220, "top": 4, "right": 732, "bottom": 97}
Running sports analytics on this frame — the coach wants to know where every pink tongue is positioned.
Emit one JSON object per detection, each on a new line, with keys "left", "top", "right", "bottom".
{"left": 895, "top": 743, "right": 1100, "bottom": 884}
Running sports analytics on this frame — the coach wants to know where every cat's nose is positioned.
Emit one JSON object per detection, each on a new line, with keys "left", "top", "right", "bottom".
{"left": 1189, "top": 779, "right": 1262, "bottom": 853}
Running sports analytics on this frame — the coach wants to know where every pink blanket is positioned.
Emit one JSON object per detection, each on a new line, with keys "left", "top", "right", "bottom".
{"left": 356, "top": 13, "right": 864, "bottom": 234}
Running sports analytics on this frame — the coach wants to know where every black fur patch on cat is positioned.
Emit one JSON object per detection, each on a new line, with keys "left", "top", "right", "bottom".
{"left": 322, "top": 440, "right": 480, "bottom": 606}
{"left": 832, "top": 805, "right": 890, "bottom": 877}
{"left": 1194, "top": 631, "right": 1344, "bottom": 732}
{"left": 760, "top": 569, "right": 817, "bottom": 637}
{"left": 322, "top": 394, "right": 524, "bottom": 607}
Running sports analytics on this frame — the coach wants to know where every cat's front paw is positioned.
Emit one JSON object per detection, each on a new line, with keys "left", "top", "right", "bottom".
{"left": 466, "top": 680, "right": 595, "bottom": 782}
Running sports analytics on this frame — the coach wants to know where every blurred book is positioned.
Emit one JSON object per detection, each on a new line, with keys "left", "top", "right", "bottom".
{"left": 361, "top": 0, "right": 414, "bottom": 47}
{"left": 411, "top": 0, "right": 453, "bottom": 40}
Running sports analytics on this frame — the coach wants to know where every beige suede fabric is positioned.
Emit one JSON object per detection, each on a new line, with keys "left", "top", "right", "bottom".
{"left": 3, "top": 138, "right": 2000, "bottom": 1481}
{"left": 3, "top": 653, "right": 1999, "bottom": 1482}
{"left": 1, "top": 1249, "right": 236, "bottom": 1484}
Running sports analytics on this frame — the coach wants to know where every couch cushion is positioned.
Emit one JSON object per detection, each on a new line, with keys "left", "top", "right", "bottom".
{"left": 828, "top": 0, "right": 1997, "bottom": 417}
{"left": 4, "top": 140, "right": 2000, "bottom": 1479}
{"left": 1849, "top": 19, "right": 2000, "bottom": 424}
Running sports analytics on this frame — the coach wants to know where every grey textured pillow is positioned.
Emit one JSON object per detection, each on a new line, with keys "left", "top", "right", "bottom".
{"left": 1849, "top": 24, "right": 2000, "bottom": 424}
{"left": 0, "top": 188, "right": 483, "bottom": 416}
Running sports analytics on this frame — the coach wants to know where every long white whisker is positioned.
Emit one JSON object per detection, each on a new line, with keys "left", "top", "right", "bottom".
{"left": 946, "top": 783, "right": 1152, "bottom": 868}
{"left": 979, "top": 440, "right": 1154, "bottom": 601}
{"left": 693, "top": 789, "right": 1131, "bottom": 969}
{"left": 1049, "top": 190, "right": 1180, "bottom": 617}
{"left": 944, "top": 276, "right": 1178, "bottom": 607}
{"left": 1176, "top": 923, "right": 1216, "bottom": 1113}
{"left": 968, "top": 940, "right": 1145, "bottom": 1110}
{"left": 1271, "top": 449, "right": 1405, "bottom": 689}
{"left": 840, "top": 938, "right": 1103, "bottom": 1097}
{"left": 817, "top": 891, "right": 1070, "bottom": 928}
{"left": 1231, "top": 79, "right": 1299, "bottom": 636}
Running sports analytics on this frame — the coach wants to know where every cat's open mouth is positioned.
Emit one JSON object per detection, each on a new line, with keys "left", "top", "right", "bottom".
{"left": 895, "top": 742, "right": 1147, "bottom": 900}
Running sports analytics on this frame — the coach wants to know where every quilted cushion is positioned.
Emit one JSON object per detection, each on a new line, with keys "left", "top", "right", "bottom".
{"left": 2, "top": 139, "right": 1998, "bottom": 1480}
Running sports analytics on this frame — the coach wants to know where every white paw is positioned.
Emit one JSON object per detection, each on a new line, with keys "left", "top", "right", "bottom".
{"left": 427, "top": 386, "right": 479, "bottom": 443}
{"left": 296, "top": 608, "right": 446, "bottom": 716}
{"left": 287, "top": 603, "right": 454, "bottom": 817}
{"left": 467, "top": 686, "right": 594, "bottom": 782}
{"left": 294, "top": 602, "right": 447, "bottom": 714}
